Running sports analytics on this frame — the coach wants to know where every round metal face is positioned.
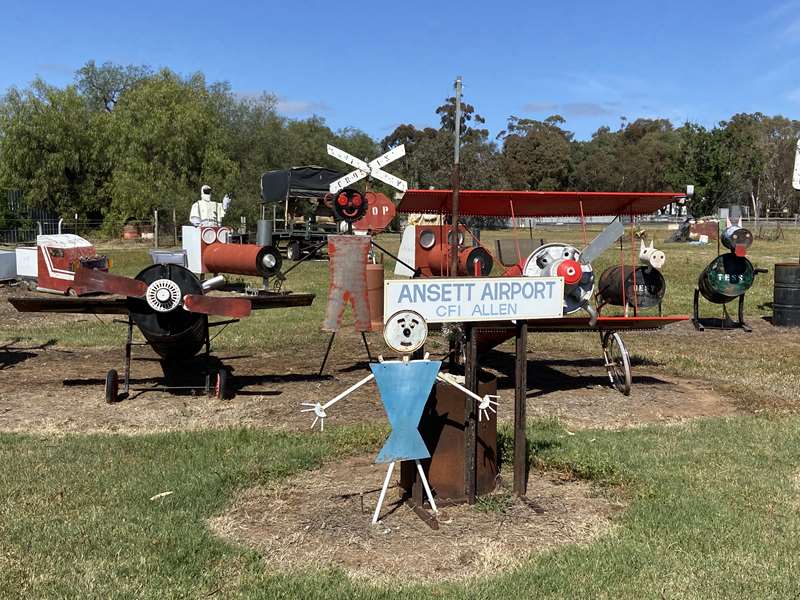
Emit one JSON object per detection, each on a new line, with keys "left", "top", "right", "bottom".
{"left": 145, "top": 278, "right": 182, "bottom": 312}
{"left": 384, "top": 310, "right": 428, "bottom": 354}
{"left": 419, "top": 229, "right": 436, "bottom": 249}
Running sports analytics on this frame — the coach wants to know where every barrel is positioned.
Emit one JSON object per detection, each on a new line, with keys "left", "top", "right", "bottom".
{"left": 698, "top": 254, "right": 755, "bottom": 304}
{"left": 202, "top": 243, "right": 281, "bottom": 277}
{"left": 598, "top": 266, "right": 666, "bottom": 309}
{"left": 773, "top": 263, "right": 800, "bottom": 327}
{"left": 366, "top": 262, "right": 384, "bottom": 328}
{"left": 129, "top": 264, "right": 206, "bottom": 360}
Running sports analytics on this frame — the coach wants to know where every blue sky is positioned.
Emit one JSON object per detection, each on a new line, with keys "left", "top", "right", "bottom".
{"left": 3, "top": 0, "right": 800, "bottom": 140}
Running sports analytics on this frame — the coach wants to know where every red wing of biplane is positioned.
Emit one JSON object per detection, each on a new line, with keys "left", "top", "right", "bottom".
{"left": 397, "top": 189, "right": 684, "bottom": 218}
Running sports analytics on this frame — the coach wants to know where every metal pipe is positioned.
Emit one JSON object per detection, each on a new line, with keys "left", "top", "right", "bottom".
{"left": 201, "top": 274, "right": 226, "bottom": 291}
{"left": 450, "top": 75, "right": 462, "bottom": 277}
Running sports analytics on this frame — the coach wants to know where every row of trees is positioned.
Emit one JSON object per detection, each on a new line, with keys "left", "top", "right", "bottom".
{"left": 1, "top": 61, "right": 799, "bottom": 231}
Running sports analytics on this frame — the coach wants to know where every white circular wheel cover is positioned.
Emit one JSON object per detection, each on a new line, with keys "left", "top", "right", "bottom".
{"left": 419, "top": 229, "right": 436, "bottom": 249}
{"left": 145, "top": 279, "right": 182, "bottom": 312}
{"left": 201, "top": 228, "right": 217, "bottom": 244}
{"left": 216, "top": 227, "right": 231, "bottom": 243}
{"left": 384, "top": 310, "right": 428, "bottom": 354}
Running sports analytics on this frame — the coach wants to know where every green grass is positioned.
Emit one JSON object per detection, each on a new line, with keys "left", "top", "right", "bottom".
{"left": 2, "top": 417, "right": 800, "bottom": 598}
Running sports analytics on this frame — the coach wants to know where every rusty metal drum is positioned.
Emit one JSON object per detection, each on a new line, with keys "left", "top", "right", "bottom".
{"left": 597, "top": 265, "right": 666, "bottom": 309}
{"left": 698, "top": 254, "right": 755, "bottom": 304}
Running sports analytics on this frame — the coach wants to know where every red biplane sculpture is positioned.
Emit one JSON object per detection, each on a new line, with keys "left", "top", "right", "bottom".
{"left": 395, "top": 188, "right": 691, "bottom": 395}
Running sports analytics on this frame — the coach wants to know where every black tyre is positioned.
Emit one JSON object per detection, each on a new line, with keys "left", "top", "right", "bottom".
{"left": 215, "top": 369, "right": 228, "bottom": 400}
{"left": 105, "top": 369, "right": 119, "bottom": 403}
{"left": 287, "top": 240, "right": 302, "bottom": 262}
{"left": 602, "top": 332, "right": 632, "bottom": 396}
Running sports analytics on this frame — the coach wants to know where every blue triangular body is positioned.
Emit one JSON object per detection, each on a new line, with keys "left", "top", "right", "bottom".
{"left": 370, "top": 360, "right": 441, "bottom": 463}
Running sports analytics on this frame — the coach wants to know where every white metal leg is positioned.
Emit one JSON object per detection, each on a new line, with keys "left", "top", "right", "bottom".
{"left": 415, "top": 459, "right": 438, "bottom": 514}
{"left": 372, "top": 461, "right": 396, "bottom": 524}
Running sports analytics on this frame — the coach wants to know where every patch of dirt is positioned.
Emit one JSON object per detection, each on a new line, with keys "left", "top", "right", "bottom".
{"left": 0, "top": 341, "right": 742, "bottom": 434}
{"left": 209, "top": 454, "right": 622, "bottom": 583}
{"left": 0, "top": 284, "right": 742, "bottom": 433}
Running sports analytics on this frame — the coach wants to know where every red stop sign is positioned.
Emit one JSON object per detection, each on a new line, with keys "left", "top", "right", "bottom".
{"left": 353, "top": 192, "right": 396, "bottom": 233}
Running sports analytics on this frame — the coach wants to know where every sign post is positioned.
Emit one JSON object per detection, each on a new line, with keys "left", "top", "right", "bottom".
{"left": 327, "top": 144, "right": 408, "bottom": 194}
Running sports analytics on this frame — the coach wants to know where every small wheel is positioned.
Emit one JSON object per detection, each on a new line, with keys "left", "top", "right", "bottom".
{"left": 105, "top": 369, "right": 119, "bottom": 403}
{"left": 602, "top": 332, "right": 631, "bottom": 396}
{"left": 287, "top": 240, "right": 301, "bottom": 262}
{"left": 66, "top": 287, "right": 78, "bottom": 297}
{"left": 214, "top": 369, "right": 228, "bottom": 400}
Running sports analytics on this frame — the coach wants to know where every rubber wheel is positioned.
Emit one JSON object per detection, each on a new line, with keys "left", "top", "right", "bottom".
{"left": 287, "top": 240, "right": 302, "bottom": 262}
{"left": 105, "top": 369, "right": 119, "bottom": 403}
{"left": 602, "top": 332, "right": 632, "bottom": 396}
{"left": 214, "top": 369, "right": 228, "bottom": 400}
{"left": 66, "top": 287, "right": 78, "bottom": 297}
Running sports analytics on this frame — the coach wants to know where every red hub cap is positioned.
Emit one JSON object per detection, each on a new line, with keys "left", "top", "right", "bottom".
{"left": 556, "top": 259, "right": 582, "bottom": 285}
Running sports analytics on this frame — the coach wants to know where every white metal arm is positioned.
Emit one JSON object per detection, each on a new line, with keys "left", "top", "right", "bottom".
{"left": 436, "top": 372, "right": 499, "bottom": 421}
{"left": 301, "top": 373, "right": 375, "bottom": 431}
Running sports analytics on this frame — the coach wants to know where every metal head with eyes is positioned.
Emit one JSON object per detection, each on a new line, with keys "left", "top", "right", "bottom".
{"left": 383, "top": 310, "right": 428, "bottom": 354}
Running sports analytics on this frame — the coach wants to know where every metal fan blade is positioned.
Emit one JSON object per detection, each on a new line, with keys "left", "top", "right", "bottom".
{"left": 183, "top": 294, "right": 252, "bottom": 318}
{"left": 74, "top": 267, "right": 148, "bottom": 297}
{"left": 580, "top": 217, "right": 625, "bottom": 264}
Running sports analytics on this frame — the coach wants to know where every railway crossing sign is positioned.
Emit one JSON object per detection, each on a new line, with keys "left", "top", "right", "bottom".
{"left": 327, "top": 144, "right": 408, "bottom": 193}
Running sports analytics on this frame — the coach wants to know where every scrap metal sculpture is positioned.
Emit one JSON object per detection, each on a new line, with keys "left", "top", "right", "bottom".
{"left": 303, "top": 309, "right": 498, "bottom": 525}
{"left": 693, "top": 217, "right": 767, "bottom": 332}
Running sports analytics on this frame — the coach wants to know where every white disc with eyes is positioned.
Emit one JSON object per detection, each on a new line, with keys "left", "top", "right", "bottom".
{"left": 384, "top": 310, "right": 428, "bottom": 354}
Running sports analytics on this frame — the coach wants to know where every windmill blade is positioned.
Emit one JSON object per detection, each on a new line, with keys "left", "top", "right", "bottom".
{"left": 580, "top": 217, "right": 625, "bottom": 264}
{"left": 183, "top": 294, "right": 252, "bottom": 318}
{"left": 74, "top": 267, "right": 148, "bottom": 297}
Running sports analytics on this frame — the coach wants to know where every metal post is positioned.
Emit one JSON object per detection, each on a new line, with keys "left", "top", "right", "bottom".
{"left": 464, "top": 322, "right": 477, "bottom": 504}
{"left": 154, "top": 209, "right": 159, "bottom": 248}
{"left": 513, "top": 320, "right": 528, "bottom": 497}
{"left": 450, "top": 75, "right": 462, "bottom": 277}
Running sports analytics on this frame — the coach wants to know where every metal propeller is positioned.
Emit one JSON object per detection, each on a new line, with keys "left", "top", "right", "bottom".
{"left": 74, "top": 267, "right": 252, "bottom": 318}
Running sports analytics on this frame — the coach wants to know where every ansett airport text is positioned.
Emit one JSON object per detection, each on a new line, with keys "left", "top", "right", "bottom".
{"left": 394, "top": 279, "right": 559, "bottom": 318}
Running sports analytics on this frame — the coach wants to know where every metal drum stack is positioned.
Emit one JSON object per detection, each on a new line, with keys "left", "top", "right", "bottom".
{"left": 773, "top": 263, "right": 800, "bottom": 327}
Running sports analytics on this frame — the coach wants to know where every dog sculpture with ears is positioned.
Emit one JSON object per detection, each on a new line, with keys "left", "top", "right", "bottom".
{"left": 639, "top": 239, "right": 666, "bottom": 270}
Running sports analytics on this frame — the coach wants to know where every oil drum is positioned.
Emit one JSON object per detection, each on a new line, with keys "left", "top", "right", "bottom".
{"left": 773, "top": 263, "right": 800, "bottom": 327}
{"left": 128, "top": 264, "right": 206, "bottom": 360}
{"left": 597, "top": 266, "right": 666, "bottom": 309}
{"left": 697, "top": 254, "right": 755, "bottom": 304}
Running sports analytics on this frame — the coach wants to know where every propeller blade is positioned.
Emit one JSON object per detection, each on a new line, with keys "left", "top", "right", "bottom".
{"left": 580, "top": 217, "right": 625, "bottom": 264}
{"left": 183, "top": 294, "right": 252, "bottom": 318}
{"left": 74, "top": 267, "right": 147, "bottom": 297}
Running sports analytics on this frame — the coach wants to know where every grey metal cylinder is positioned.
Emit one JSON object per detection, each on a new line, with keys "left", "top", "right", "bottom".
{"left": 773, "top": 263, "right": 800, "bottom": 327}
{"left": 256, "top": 219, "right": 272, "bottom": 246}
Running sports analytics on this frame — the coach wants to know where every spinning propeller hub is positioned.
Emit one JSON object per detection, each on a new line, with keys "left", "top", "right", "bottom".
{"left": 145, "top": 279, "right": 182, "bottom": 312}
{"left": 556, "top": 259, "right": 583, "bottom": 285}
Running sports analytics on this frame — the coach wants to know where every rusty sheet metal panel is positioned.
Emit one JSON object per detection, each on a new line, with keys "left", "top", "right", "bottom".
{"left": 323, "top": 235, "right": 372, "bottom": 332}
{"left": 689, "top": 221, "right": 719, "bottom": 241}
{"left": 400, "top": 376, "right": 498, "bottom": 503}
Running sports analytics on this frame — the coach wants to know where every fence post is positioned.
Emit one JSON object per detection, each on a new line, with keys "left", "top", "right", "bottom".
{"left": 154, "top": 209, "right": 159, "bottom": 248}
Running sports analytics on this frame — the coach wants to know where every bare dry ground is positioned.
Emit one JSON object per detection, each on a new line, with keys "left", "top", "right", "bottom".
{"left": 0, "top": 338, "right": 741, "bottom": 434}
{"left": 208, "top": 454, "right": 623, "bottom": 584}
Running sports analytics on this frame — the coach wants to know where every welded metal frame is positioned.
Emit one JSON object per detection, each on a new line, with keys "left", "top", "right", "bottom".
{"left": 112, "top": 315, "right": 234, "bottom": 400}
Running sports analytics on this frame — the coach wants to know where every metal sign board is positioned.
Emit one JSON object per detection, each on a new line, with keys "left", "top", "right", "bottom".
{"left": 384, "top": 276, "right": 565, "bottom": 323}
{"left": 353, "top": 192, "right": 396, "bottom": 232}
{"left": 328, "top": 144, "right": 408, "bottom": 193}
